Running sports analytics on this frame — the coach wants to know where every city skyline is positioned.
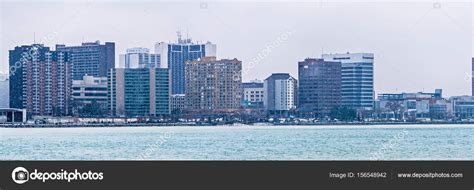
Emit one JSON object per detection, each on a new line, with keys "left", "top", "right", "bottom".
{"left": 0, "top": 1, "right": 472, "bottom": 97}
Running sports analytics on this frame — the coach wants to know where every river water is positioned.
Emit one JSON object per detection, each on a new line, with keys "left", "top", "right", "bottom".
{"left": 1, "top": 125, "right": 473, "bottom": 160}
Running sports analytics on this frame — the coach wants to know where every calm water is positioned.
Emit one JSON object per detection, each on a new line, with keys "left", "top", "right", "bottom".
{"left": 1, "top": 125, "right": 473, "bottom": 160}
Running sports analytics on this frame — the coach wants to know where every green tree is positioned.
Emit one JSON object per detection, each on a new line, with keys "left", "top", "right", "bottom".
{"left": 80, "top": 100, "right": 106, "bottom": 117}
{"left": 329, "top": 106, "right": 357, "bottom": 121}
{"left": 385, "top": 100, "right": 404, "bottom": 120}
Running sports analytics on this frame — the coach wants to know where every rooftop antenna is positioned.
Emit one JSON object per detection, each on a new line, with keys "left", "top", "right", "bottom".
{"left": 177, "top": 31, "right": 182, "bottom": 43}
{"left": 186, "top": 27, "right": 189, "bottom": 41}
{"left": 33, "top": 32, "right": 36, "bottom": 44}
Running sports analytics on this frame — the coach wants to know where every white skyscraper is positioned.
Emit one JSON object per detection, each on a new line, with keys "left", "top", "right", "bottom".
{"left": 119, "top": 47, "right": 160, "bottom": 69}
{"left": 263, "top": 73, "right": 297, "bottom": 112}
{"left": 274, "top": 78, "right": 297, "bottom": 111}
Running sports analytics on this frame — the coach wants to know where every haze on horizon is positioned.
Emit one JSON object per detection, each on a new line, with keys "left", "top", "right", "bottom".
{"left": 0, "top": 0, "right": 472, "bottom": 97}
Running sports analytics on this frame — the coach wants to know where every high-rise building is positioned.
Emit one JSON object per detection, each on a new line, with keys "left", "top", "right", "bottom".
{"left": 263, "top": 73, "right": 297, "bottom": 112}
{"left": 56, "top": 41, "right": 115, "bottom": 80}
{"left": 108, "top": 68, "right": 170, "bottom": 117}
{"left": 298, "top": 58, "right": 341, "bottom": 117}
{"left": 472, "top": 58, "right": 473, "bottom": 96}
{"left": 0, "top": 74, "right": 9, "bottom": 108}
{"left": 119, "top": 47, "right": 160, "bottom": 69}
{"left": 72, "top": 75, "right": 108, "bottom": 116}
{"left": 155, "top": 33, "right": 216, "bottom": 94}
{"left": 9, "top": 44, "right": 73, "bottom": 116}
{"left": 241, "top": 80, "right": 264, "bottom": 109}
{"left": 322, "top": 53, "right": 374, "bottom": 110}
{"left": 185, "top": 57, "right": 241, "bottom": 112}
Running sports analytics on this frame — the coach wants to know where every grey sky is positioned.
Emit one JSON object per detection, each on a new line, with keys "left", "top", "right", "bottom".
{"left": 0, "top": 0, "right": 472, "bottom": 97}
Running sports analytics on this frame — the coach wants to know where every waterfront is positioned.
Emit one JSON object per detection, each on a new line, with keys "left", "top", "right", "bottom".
{"left": 1, "top": 125, "right": 473, "bottom": 160}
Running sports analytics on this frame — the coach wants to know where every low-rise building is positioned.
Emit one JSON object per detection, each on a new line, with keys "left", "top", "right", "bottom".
{"left": 376, "top": 89, "right": 444, "bottom": 120}
{"left": 171, "top": 94, "right": 185, "bottom": 114}
{"left": 0, "top": 108, "right": 27, "bottom": 123}
{"left": 449, "top": 96, "right": 474, "bottom": 119}
{"left": 241, "top": 80, "right": 264, "bottom": 109}
{"left": 429, "top": 99, "right": 453, "bottom": 119}
{"left": 72, "top": 75, "right": 108, "bottom": 116}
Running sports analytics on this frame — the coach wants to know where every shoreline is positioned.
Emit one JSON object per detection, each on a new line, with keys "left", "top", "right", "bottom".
{"left": 3, "top": 121, "right": 474, "bottom": 128}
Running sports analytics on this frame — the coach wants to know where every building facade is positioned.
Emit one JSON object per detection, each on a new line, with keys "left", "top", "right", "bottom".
{"left": 0, "top": 108, "right": 27, "bottom": 123}
{"left": 376, "top": 89, "right": 444, "bottom": 120}
{"left": 56, "top": 41, "right": 115, "bottom": 80}
{"left": 9, "top": 44, "right": 73, "bottom": 116}
{"left": 119, "top": 47, "right": 160, "bottom": 69}
{"left": 450, "top": 96, "right": 474, "bottom": 119}
{"left": 322, "top": 53, "right": 374, "bottom": 110}
{"left": 0, "top": 75, "right": 8, "bottom": 108}
{"left": 155, "top": 35, "right": 216, "bottom": 94}
{"left": 298, "top": 58, "right": 341, "bottom": 117}
{"left": 72, "top": 75, "right": 108, "bottom": 116}
{"left": 241, "top": 80, "right": 264, "bottom": 109}
{"left": 263, "top": 73, "right": 297, "bottom": 113}
{"left": 429, "top": 99, "right": 453, "bottom": 119}
{"left": 108, "top": 68, "right": 170, "bottom": 117}
{"left": 185, "top": 57, "right": 241, "bottom": 112}
{"left": 170, "top": 94, "right": 185, "bottom": 113}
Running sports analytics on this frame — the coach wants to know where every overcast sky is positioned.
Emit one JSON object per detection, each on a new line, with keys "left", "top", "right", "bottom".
{"left": 0, "top": 0, "right": 472, "bottom": 97}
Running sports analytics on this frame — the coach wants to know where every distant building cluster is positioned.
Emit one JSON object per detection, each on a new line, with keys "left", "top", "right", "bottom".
{"left": 3, "top": 33, "right": 474, "bottom": 123}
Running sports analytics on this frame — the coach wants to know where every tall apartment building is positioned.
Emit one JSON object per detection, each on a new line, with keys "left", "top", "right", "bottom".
{"left": 56, "top": 41, "right": 115, "bottom": 80}
{"left": 9, "top": 44, "right": 73, "bottom": 116}
{"left": 119, "top": 47, "right": 160, "bottom": 69}
{"left": 185, "top": 57, "right": 241, "bottom": 112}
{"left": 298, "top": 58, "right": 341, "bottom": 117}
{"left": 0, "top": 74, "right": 8, "bottom": 108}
{"left": 72, "top": 75, "right": 108, "bottom": 115}
{"left": 241, "top": 80, "right": 264, "bottom": 109}
{"left": 155, "top": 34, "right": 216, "bottom": 94}
{"left": 108, "top": 68, "right": 170, "bottom": 117}
{"left": 322, "top": 53, "right": 374, "bottom": 110}
{"left": 263, "top": 73, "right": 297, "bottom": 113}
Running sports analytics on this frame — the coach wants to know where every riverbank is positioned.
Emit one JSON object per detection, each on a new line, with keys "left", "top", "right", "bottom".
{"left": 3, "top": 121, "right": 474, "bottom": 128}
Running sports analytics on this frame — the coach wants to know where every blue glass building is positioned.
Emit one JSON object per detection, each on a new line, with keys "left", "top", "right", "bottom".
{"left": 108, "top": 68, "right": 170, "bottom": 117}
{"left": 155, "top": 38, "right": 216, "bottom": 95}
{"left": 322, "top": 53, "right": 374, "bottom": 110}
